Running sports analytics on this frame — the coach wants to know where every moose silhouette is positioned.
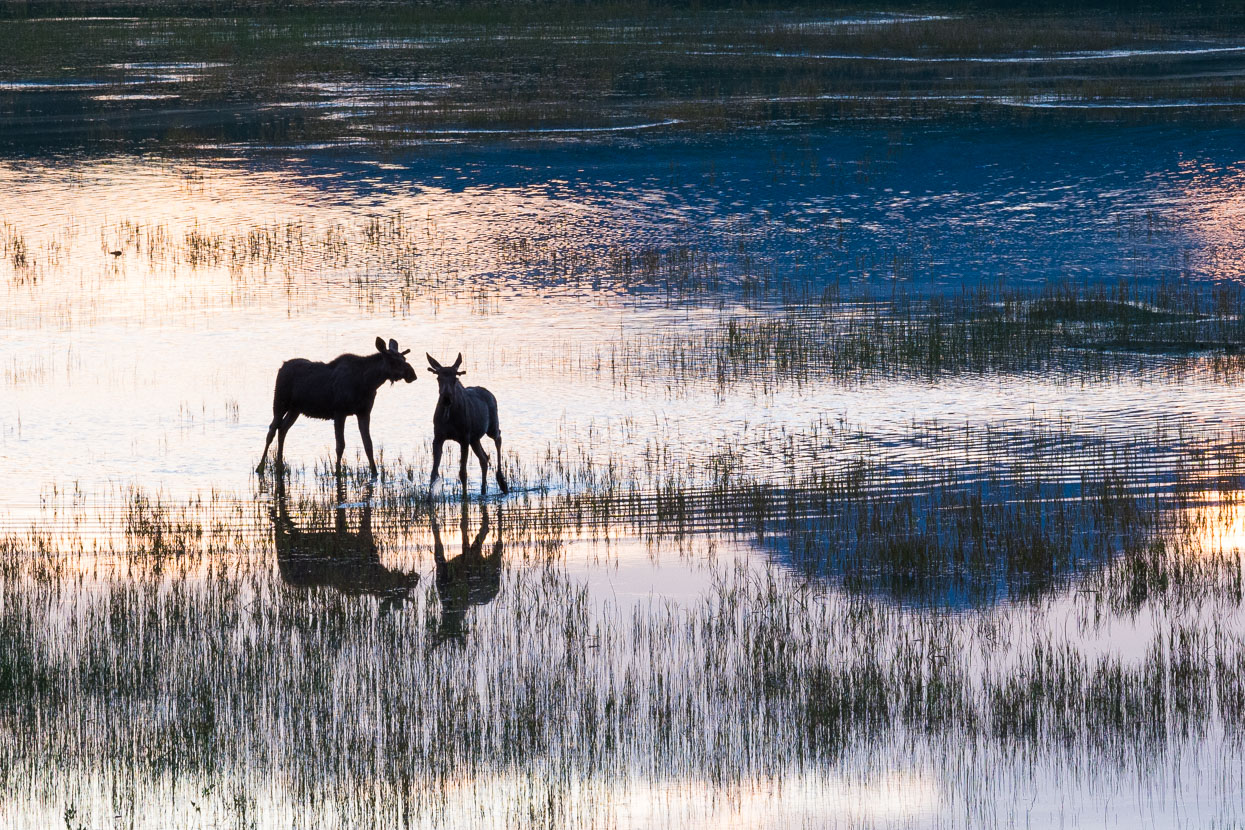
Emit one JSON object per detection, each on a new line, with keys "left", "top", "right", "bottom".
{"left": 426, "top": 353, "right": 508, "bottom": 502}
{"left": 258, "top": 337, "right": 417, "bottom": 477}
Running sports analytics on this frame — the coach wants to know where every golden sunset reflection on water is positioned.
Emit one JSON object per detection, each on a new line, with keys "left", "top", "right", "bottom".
{"left": 1183, "top": 490, "right": 1245, "bottom": 561}
{"left": 445, "top": 771, "right": 943, "bottom": 829}
{"left": 1177, "top": 158, "right": 1245, "bottom": 282}
{"left": 0, "top": 156, "right": 630, "bottom": 329}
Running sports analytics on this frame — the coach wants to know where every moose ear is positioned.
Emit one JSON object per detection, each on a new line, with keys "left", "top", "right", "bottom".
{"left": 456, "top": 371, "right": 467, "bottom": 376}
{"left": 389, "top": 338, "right": 399, "bottom": 353}
{"left": 451, "top": 353, "right": 463, "bottom": 371}
{"left": 426, "top": 353, "right": 442, "bottom": 370}
{"left": 375, "top": 337, "right": 386, "bottom": 353}
{"left": 400, "top": 349, "right": 410, "bottom": 356}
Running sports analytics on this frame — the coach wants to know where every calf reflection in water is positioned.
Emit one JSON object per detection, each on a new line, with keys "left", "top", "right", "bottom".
{"left": 431, "top": 503, "right": 504, "bottom": 644}
{"left": 270, "top": 480, "right": 421, "bottom": 612}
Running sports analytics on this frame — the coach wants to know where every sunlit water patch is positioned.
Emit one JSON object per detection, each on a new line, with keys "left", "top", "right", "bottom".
{"left": 784, "top": 14, "right": 958, "bottom": 30}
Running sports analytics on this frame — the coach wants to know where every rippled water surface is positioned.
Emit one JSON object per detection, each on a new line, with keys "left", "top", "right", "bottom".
{"left": 4, "top": 7, "right": 1245, "bottom": 829}
{"left": 4, "top": 129, "right": 1245, "bottom": 504}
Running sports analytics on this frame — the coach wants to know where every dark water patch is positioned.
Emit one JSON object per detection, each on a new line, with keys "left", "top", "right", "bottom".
{"left": 3, "top": 9, "right": 1245, "bottom": 153}
{"left": 1085, "top": 339, "right": 1245, "bottom": 355}
{"left": 698, "top": 44, "right": 1245, "bottom": 64}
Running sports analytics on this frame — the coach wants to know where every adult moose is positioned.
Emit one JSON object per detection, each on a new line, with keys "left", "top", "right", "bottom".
{"left": 258, "top": 337, "right": 416, "bottom": 477}
{"left": 270, "top": 479, "right": 421, "bottom": 613}
{"left": 426, "top": 353, "right": 508, "bottom": 502}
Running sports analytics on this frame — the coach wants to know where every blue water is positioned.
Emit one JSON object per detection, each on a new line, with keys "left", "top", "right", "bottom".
{"left": 250, "top": 123, "right": 1245, "bottom": 294}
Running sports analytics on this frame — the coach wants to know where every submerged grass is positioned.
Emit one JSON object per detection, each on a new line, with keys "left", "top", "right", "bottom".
{"left": 1, "top": 498, "right": 1243, "bottom": 826}
{"left": 5, "top": 193, "right": 1229, "bottom": 333}
{"left": 16, "top": 410, "right": 1245, "bottom": 595}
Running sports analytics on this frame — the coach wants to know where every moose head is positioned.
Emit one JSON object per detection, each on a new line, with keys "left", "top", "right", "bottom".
{"left": 426, "top": 352, "right": 466, "bottom": 403}
{"left": 378, "top": 337, "right": 417, "bottom": 384}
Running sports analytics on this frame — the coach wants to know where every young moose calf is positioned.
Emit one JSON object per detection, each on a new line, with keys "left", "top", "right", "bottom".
{"left": 258, "top": 337, "right": 416, "bottom": 477}
{"left": 427, "top": 353, "right": 509, "bottom": 502}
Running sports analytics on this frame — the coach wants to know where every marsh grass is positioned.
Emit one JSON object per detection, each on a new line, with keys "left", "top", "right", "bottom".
{"left": 17, "top": 411, "right": 1245, "bottom": 590}
{"left": 2, "top": 488, "right": 1243, "bottom": 827}
{"left": 623, "top": 282, "right": 1245, "bottom": 391}
{"left": 4, "top": 408, "right": 1245, "bottom": 825}
{"left": 7, "top": 200, "right": 1224, "bottom": 335}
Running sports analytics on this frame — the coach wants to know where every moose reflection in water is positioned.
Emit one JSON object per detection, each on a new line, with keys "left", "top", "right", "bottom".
{"left": 270, "top": 479, "right": 421, "bottom": 612}
{"left": 430, "top": 502, "right": 504, "bottom": 644}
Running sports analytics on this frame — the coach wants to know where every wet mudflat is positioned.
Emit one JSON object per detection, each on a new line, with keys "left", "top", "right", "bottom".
{"left": 3, "top": 4, "right": 1245, "bottom": 828}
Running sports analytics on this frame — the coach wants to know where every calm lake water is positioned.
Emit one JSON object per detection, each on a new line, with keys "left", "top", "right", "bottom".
{"left": 3, "top": 7, "right": 1245, "bottom": 829}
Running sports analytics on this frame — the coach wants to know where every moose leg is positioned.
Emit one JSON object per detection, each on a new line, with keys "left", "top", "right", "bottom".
{"left": 258, "top": 412, "right": 283, "bottom": 473}
{"left": 458, "top": 441, "right": 470, "bottom": 494}
{"left": 491, "top": 432, "right": 509, "bottom": 494}
{"left": 333, "top": 417, "right": 346, "bottom": 476}
{"left": 471, "top": 439, "right": 490, "bottom": 497}
{"left": 427, "top": 438, "right": 444, "bottom": 504}
{"left": 274, "top": 411, "right": 299, "bottom": 471}
{"left": 357, "top": 412, "right": 378, "bottom": 476}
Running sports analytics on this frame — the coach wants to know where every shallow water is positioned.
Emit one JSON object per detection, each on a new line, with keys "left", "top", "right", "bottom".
{"left": 4, "top": 7, "right": 1245, "bottom": 829}
{"left": 4, "top": 128, "right": 1245, "bottom": 506}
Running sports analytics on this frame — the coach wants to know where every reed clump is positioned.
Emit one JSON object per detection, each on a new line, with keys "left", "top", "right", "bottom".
{"left": 1, "top": 522, "right": 1241, "bottom": 827}
{"left": 630, "top": 282, "right": 1245, "bottom": 389}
